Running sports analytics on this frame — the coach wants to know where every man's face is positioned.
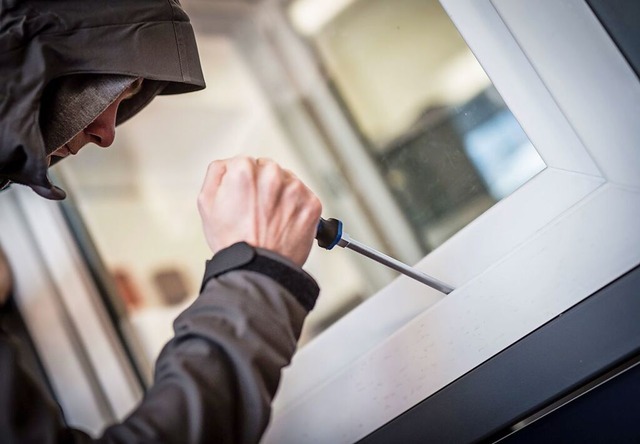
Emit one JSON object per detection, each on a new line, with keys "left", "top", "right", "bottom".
{"left": 48, "top": 78, "right": 143, "bottom": 161}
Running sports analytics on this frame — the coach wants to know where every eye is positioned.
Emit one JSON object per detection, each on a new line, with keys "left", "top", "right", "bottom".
{"left": 123, "top": 78, "right": 144, "bottom": 100}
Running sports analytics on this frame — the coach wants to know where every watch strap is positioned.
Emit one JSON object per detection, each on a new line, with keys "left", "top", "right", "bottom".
{"left": 201, "top": 242, "right": 319, "bottom": 311}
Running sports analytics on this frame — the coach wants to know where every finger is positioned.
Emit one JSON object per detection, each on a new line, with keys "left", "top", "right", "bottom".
{"left": 256, "top": 157, "right": 296, "bottom": 181}
{"left": 200, "top": 160, "right": 227, "bottom": 198}
{"left": 257, "top": 158, "right": 291, "bottom": 183}
{"left": 256, "top": 157, "right": 274, "bottom": 166}
{"left": 282, "top": 167, "right": 298, "bottom": 181}
{"left": 228, "top": 156, "right": 259, "bottom": 193}
{"left": 257, "top": 159, "right": 284, "bottom": 214}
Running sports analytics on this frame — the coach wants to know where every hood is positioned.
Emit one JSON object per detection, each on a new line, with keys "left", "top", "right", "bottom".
{"left": 0, "top": 0, "right": 206, "bottom": 200}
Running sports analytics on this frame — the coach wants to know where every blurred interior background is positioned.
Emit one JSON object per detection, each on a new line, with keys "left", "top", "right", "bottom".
{"left": 53, "top": 0, "right": 544, "bottom": 372}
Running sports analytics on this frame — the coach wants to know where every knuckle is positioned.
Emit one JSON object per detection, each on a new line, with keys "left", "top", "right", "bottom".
{"left": 204, "top": 160, "right": 227, "bottom": 185}
{"left": 233, "top": 158, "right": 255, "bottom": 181}
{"left": 196, "top": 192, "right": 207, "bottom": 214}
{"left": 262, "top": 161, "right": 282, "bottom": 180}
{"left": 311, "top": 196, "right": 322, "bottom": 216}
{"left": 290, "top": 180, "right": 306, "bottom": 194}
{"left": 206, "top": 159, "right": 220, "bottom": 174}
{"left": 237, "top": 156, "right": 255, "bottom": 168}
{"left": 257, "top": 156, "right": 276, "bottom": 166}
{"left": 303, "top": 197, "right": 322, "bottom": 222}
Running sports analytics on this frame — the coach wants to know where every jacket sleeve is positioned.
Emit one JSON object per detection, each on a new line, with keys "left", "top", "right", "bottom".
{"left": 0, "top": 244, "right": 318, "bottom": 444}
{"left": 99, "top": 244, "right": 319, "bottom": 444}
{"left": 0, "top": 298, "right": 86, "bottom": 444}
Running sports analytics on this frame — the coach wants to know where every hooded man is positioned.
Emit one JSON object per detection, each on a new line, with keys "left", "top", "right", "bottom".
{"left": 0, "top": 1, "right": 322, "bottom": 443}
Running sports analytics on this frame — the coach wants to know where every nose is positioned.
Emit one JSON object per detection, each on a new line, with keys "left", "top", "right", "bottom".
{"left": 83, "top": 99, "right": 119, "bottom": 148}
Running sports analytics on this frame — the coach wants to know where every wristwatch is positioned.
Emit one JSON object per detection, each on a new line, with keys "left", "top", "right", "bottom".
{"left": 200, "top": 242, "right": 319, "bottom": 311}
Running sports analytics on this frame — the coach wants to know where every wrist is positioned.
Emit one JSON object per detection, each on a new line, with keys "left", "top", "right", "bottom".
{"left": 201, "top": 242, "right": 319, "bottom": 311}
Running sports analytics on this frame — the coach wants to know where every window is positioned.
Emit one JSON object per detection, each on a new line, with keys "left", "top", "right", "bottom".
{"left": 287, "top": 0, "right": 544, "bottom": 252}
{"left": 264, "top": 0, "right": 640, "bottom": 441}
{"left": 2, "top": 0, "right": 636, "bottom": 438}
{"left": 53, "top": 0, "right": 545, "bottom": 371}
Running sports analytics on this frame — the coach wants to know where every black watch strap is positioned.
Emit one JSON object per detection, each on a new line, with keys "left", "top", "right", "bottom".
{"left": 200, "top": 242, "right": 319, "bottom": 311}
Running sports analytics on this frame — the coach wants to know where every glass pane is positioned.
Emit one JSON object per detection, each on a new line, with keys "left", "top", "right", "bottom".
{"left": 289, "top": 0, "right": 545, "bottom": 251}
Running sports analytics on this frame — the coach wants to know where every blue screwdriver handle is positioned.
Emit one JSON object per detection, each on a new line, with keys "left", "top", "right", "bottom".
{"left": 316, "top": 217, "right": 343, "bottom": 250}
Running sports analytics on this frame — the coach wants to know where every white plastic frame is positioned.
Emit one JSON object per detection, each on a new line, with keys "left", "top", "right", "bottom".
{"left": 0, "top": 188, "right": 143, "bottom": 435}
{"left": 263, "top": 0, "right": 640, "bottom": 442}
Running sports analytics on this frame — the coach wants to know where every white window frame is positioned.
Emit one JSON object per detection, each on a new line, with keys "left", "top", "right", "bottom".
{"left": 0, "top": 188, "right": 144, "bottom": 435}
{"left": 263, "top": 0, "right": 640, "bottom": 442}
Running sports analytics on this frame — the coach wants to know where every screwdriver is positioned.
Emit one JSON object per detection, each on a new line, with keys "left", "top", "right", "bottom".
{"left": 315, "top": 217, "right": 454, "bottom": 295}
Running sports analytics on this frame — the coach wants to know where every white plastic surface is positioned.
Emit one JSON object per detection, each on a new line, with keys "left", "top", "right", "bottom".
{"left": 264, "top": 0, "right": 640, "bottom": 442}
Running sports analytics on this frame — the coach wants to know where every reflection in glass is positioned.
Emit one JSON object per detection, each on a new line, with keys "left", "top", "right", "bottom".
{"left": 289, "top": 0, "right": 545, "bottom": 252}
{"left": 379, "top": 87, "right": 544, "bottom": 250}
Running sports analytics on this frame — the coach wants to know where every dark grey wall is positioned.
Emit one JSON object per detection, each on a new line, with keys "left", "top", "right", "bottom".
{"left": 587, "top": 0, "right": 640, "bottom": 79}
{"left": 499, "top": 360, "right": 640, "bottom": 443}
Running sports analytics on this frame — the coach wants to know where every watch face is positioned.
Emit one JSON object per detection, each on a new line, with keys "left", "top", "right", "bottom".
{"left": 212, "top": 242, "right": 257, "bottom": 275}
{"left": 201, "top": 242, "right": 256, "bottom": 291}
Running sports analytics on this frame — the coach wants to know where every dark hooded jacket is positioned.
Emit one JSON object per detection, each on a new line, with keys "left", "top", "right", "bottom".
{"left": 0, "top": 1, "right": 319, "bottom": 443}
{"left": 0, "top": 0, "right": 205, "bottom": 199}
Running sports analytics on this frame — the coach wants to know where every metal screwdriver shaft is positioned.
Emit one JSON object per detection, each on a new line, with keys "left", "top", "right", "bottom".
{"left": 316, "top": 218, "right": 454, "bottom": 295}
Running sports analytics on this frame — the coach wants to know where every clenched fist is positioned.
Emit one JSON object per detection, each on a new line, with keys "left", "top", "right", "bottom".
{"left": 197, "top": 157, "right": 322, "bottom": 267}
